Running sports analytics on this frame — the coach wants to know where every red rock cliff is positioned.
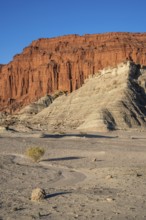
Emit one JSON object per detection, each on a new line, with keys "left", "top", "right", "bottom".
{"left": 0, "top": 32, "right": 146, "bottom": 112}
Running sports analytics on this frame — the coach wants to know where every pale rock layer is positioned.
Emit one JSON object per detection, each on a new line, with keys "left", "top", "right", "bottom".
{"left": 28, "top": 62, "right": 146, "bottom": 132}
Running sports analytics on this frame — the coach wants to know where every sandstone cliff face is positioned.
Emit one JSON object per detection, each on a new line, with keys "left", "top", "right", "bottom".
{"left": 0, "top": 32, "right": 146, "bottom": 112}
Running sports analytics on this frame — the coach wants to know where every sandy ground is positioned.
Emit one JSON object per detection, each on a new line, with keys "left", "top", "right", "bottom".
{"left": 0, "top": 130, "right": 146, "bottom": 220}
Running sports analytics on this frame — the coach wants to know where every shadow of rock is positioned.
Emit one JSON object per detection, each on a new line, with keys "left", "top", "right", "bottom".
{"left": 45, "top": 191, "right": 71, "bottom": 199}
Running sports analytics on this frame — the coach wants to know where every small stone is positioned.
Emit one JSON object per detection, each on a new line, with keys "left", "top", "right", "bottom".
{"left": 52, "top": 205, "right": 57, "bottom": 209}
{"left": 93, "top": 158, "right": 97, "bottom": 162}
{"left": 0, "top": 126, "right": 7, "bottom": 132}
{"left": 106, "top": 175, "right": 113, "bottom": 179}
{"left": 136, "top": 173, "right": 142, "bottom": 177}
{"left": 115, "top": 212, "right": 120, "bottom": 215}
{"left": 31, "top": 188, "right": 46, "bottom": 201}
{"left": 58, "top": 170, "right": 62, "bottom": 175}
{"left": 13, "top": 207, "right": 19, "bottom": 211}
{"left": 106, "top": 197, "right": 114, "bottom": 202}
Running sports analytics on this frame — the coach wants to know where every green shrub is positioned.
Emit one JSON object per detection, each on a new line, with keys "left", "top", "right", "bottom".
{"left": 26, "top": 146, "right": 45, "bottom": 162}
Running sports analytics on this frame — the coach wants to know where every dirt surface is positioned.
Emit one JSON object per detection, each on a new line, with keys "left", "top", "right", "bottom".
{"left": 0, "top": 130, "right": 146, "bottom": 220}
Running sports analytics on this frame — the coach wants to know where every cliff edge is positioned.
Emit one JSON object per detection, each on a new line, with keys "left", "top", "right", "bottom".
{"left": 0, "top": 32, "right": 146, "bottom": 112}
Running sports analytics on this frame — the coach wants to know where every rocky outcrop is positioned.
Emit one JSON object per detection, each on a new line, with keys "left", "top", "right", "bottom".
{"left": 19, "top": 95, "right": 53, "bottom": 115}
{"left": 1, "top": 32, "right": 146, "bottom": 112}
{"left": 28, "top": 61, "right": 146, "bottom": 132}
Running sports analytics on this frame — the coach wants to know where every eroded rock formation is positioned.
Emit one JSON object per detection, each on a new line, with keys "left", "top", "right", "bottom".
{"left": 0, "top": 32, "right": 146, "bottom": 112}
{"left": 29, "top": 61, "right": 146, "bottom": 132}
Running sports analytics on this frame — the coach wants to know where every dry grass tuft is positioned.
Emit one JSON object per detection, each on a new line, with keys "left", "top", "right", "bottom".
{"left": 26, "top": 146, "right": 45, "bottom": 162}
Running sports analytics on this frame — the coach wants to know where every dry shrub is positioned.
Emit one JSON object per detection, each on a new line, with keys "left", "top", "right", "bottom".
{"left": 26, "top": 146, "right": 45, "bottom": 162}
{"left": 53, "top": 90, "right": 68, "bottom": 99}
{"left": 59, "top": 130, "right": 66, "bottom": 134}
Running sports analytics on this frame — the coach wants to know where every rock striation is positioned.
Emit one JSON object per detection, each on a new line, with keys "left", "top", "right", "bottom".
{"left": 28, "top": 61, "right": 146, "bottom": 132}
{"left": 0, "top": 32, "right": 146, "bottom": 112}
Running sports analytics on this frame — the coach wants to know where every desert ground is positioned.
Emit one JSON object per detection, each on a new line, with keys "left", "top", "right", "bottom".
{"left": 0, "top": 129, "right": 146, "bottom": 220}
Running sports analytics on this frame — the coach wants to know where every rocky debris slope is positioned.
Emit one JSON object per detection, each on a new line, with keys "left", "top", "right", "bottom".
{"left": 1, "top": 32, "right": 146, "bottom": 112}
{"left": 19, "top": 95, "right": 53, "bottom": 115}
{"left": 27, "top": 61, "right": 146, "bottom": 132}
{"left": 0, "top": 91, "right": 67, "bottom": 131}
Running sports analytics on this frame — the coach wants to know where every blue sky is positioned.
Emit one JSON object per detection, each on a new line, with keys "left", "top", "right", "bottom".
{"left": 1, "top": 0, "right": 146, "bottom": 64}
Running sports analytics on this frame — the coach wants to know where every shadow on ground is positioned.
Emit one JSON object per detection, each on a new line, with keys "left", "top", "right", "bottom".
{"left": 45, "top": 191, "right": 71, "bottom": 199}
{"left": 42, "top": 156, "right": 84, "bottom": 162}
{"left": 41, "top": 133, "right": 118, "bottom": 139}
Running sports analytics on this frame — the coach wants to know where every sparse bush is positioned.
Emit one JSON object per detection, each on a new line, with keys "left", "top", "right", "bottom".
{"left": 26, "top": 146, "right": 45, "bottom": 162}
{"left": 53, "top": 90, "right": 68, "bottom": 99}
{"left": 59, "top": 130, "right": 66, "bottom": 134}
